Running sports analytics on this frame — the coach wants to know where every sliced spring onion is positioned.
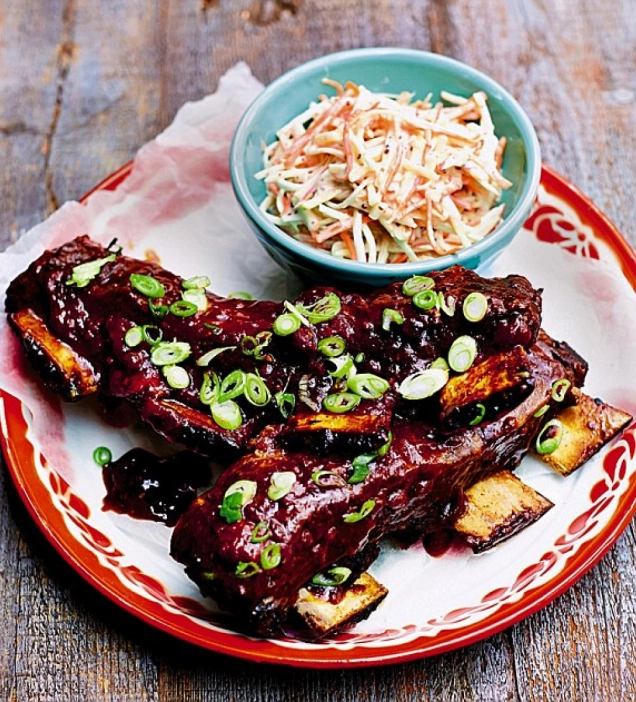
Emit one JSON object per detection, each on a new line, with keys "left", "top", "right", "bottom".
{"left": 397, "top": 367, "right": 449, "bottom": 400}
{"left": 284, "top": 300, "right": 311, "bottom": 326}
{"left": 169, "top": 300, "right": 198, "bottom": 317}
{"left": 343, "top": 499, "right": 376, "bottom": 523}
{"left": 311, "top": 566, "right": 352, "bottom": 587}
{"left": 551, "top": 378, "right": 571, "bottom": 402}
{"left": 124, "top": 326, "right": 143, "bottom": 348}
{"left": 354, "top": 352, "right": 365, "bottom": 364}
{"left": 244, "top": 373, "right": 271, "bottom": 406}
{"left": 250, "top": 521, "right": 272, "bottom": 544}
{"left": 274, "top": 391, "right": 296, "bottom": 418}
{"left": 326, "top": 354, "right": 354, "bottom": 378}
{"left": 438, "top": 293, "right": 456, "bottom": 316}
{"left": 150, "top": 341, "right": 192, "bottom": 366}
{"left": 260, "top": 543, "right": 282, "bottom": 570}
{"left": 148, "top": 299, "right": 168, "bottom": 319}
{"left": 413, "top": 289, "right": 439, "bottom": 310}
{"left": 301, "top": 292, "right": 341, "bottom": 323}
{"left": 377, "top": 430, "right": 393, "bottom": 457}
{"left": 431, "top": 357, "right": 449, "bottom": 371}
{"left": 229, "top": 291, "right": 253, "bottom": 300}
{"left": 196, "top": 346, "right": 237, "bottom": 367}
{"left": 317, "top": 336, "right": 346, "bottom": 357}
{"left": 211, "top": 399, "right": 243, "bottom": 430}
{"left": 267, "top": 471, "right": 296, "bottom": 500}
{"left": 92, "top": 446, "right": 112, "bottom": 467}
{"left": 535, "top": 418, "right": 564, "bottom": 455}
{"left": 469, "top": 402, "right": 486, "bottom": 426}
{"left": 235, "top": 561, "right": 260, "bottom": 578}
{"left": 240, "top": 335, "right": 258, "bottom": 355}
{"left": 199, "top": 372, "right": 220, "bottom": 406}
{"left": 312, "top": 470, "right": 348, "bottom": 488}
{"left": 218, "top": 370, "right": 247, "bottom": 403}
{"left": 382, "top": 308, "right": 404, "bottom": 331}
{"left": 402, "top": 275, "right": 435, "bottom": 297}
{"left": 182, "top": 275, "right": 210, "bottom": 290}
{"left": 448, "top": 335, "right": 477, "bottom": 373}
{"left": 273, "top": 313, "right": 301, "bottom": 336}
{"left": 323, "top": 392, "right": 361, "bottom": 413}
{"left": 182, "top": 288, "right": 208, "bottom": 312}
{"left": 533, "top": 405, "right": 549, "bottom": 418}
{"left": 204, "top": 322, "right": 222, "bottom": 334}
{"left": 348, "top": 453, "right": 375, "bottom": 484}
{"left": 130, "top": 273, "right": 165, "bottom": 298}
{"left": 141, "top": 325, "right": 163, "bottom": 345}
{"left": 66, "top": 254, "right": 116, "bottom": 288}
{"left": 462, "top": 292, "right": 489, "bottom": 322}
{"left": 200, "top": 571, "right": 216, "bottom": 581}
{"left": 220, "top": 480, "right": 257, "bottom": 523}
{"left": 162, "top": 364, "right": 190, "bottom": 389}
{"left": 347, "top": 373, "right": 389, "bottom": 400}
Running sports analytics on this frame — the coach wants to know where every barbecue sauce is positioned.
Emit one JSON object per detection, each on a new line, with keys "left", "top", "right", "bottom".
{"left": 102, "top": 448, "right": 211, "bottom": 526}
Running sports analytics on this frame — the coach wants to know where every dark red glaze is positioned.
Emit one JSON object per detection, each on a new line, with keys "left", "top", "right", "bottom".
{"left": 102, "top": 448, "right": 211, "bottom": 526}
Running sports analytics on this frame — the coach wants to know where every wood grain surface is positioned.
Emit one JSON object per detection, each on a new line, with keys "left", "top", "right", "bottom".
{"left": 1, "top": 1, "right": 635, "bottom": 699}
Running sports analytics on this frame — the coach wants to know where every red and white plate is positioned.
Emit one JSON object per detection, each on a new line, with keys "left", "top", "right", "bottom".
{"left": 2, "top": 164, "right": 636, "bottom": 668}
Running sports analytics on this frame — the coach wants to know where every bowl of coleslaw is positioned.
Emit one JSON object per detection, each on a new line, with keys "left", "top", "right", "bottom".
{"left": 230, "top": 48, "right": 541, "bottom": 287}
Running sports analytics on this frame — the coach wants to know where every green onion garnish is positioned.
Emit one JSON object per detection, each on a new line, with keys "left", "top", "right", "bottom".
{"left": 124, "top": 326, "right": 144, "bottom": 348}
{"left": 348, "top": 453, "right": 375, "bottom": 484}
{"left": 377, "top": 430, "right": 393, "bottom": 457}
{"left": 273, "top": 313, "right": 301, "bottom": 336}
{"left": 462, "top": 292, "right": 489, "bottom": 322}
{"left": 182, "top": 288, "right": 208, "bottom": 312}
{"left": 244, "top": 373, "right": 271, "bottom": 406}
{"left": 312, "top": 470, "right": 347, "bottom": 488}
{"left": 235, "top": 561, "right": 260, "bottom": 578}
{"left": 218, "top": 369, "right": 246, "bottom": 402}
{"left": 354, "top": 352, "right": 365, "bottom": 364}
{"left": 323, "top": 392, "right": 361, "bottom": 413}
{"left": 254, "top": 331, "right": 273, "bottom": 360}
{"left": 183, "top": 275, "right": 210, "bottom": 290}
{"left": 397, "top": 367, "right": 449, "bottom": 400}
{"left": 382, "top": 308, "right": 404, "bottom": 331}
{"left": 220, "top": 480, "right": 257, "bottom": 523}
{"left": 469, "top": 402, "right": 486, "bottom": 426}
{"left": 343, "top": 499, "right": 376, "bottom": 523}
{"left": 551, "top": 378, "right": 571, "bottom": 402}
{"left": 141, "top": 325, "right": 163, "bottom": 345}
{"left": 199, "top": 372, "right": 219, "bottom": 406}
{"left": 317, "top": 336, "right": 346, "bottom": 358}
{"left": 204, "top": 322, "right": 222, "bottom": 334}
{"left": 250, "top": 522, "right": 272, "bottom": 544}
{"left": 274, "top": 391, "right": 295, "bottom": 418}
{"left": 66, "top": 254, "right": 116, "bottom": 288}
{"left": 402, "top": 275, "right": 434, "bottom": 297}
{"left": 413, "top": 289, "right": 439, "bottom": 310}
{"left": 196, "top": 346, "right": 236, "bottom": 367}
{"left": 438, "top": 293, "right": 456, "bottom": 316}
{"left": 260, "top": 543, "right": 282, "bottom": 570}
{"left": 211, "top": 399, "right": 243, "bottom": 430}
{"left": 162, "top": 364, "right": 190, "bottom": 389}
{"left": 534, "top": 405, "right": 549, "bottom": 418}
{"left": 326, "top": 354, "right": 354, "bottom": 378}
{"left": 301, "top": 292, "right": 341, "bottom": 324}
{"left": 311, "top": 567, "right": 352, "bottom": 587}
{"left": 535, "top": 418, "right": 564, "bottom": 455}
{"left": 229, "top": 291, "right": 253, "bottom": 300}
{"left": 240, "top": 335, "right": 258, "bottom": 355}
{"left": 130, "top": 273, "right": 165, "bottom": 298}
{"left": 431, "top": 357, "right": 449, "bottom": 371}
{"left": 448, "top": 335, "right": 477, "bottom": 373}
{"left": 148, "top": 299, "right": 169, "bottom": 319}
{"left": 347, "top": 373, "right": 389, "bottom": 400}
{"left": 150, "top": 341, "right": 192, "bottom": 366}
{"left": 93, "top": 446, "right": 112, "bottom": 467}
{"left": 267, "top": 471, "right": 296, "bottom": 500}
{"left": 169, "top": 300, "right": 198, "bottom": 317}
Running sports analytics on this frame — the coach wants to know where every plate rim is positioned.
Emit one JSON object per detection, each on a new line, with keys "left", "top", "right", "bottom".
{"left": 2, "top": 163, "right": 636, "bottom": 668}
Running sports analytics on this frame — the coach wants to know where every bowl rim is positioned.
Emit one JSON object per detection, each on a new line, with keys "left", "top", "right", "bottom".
{"left": 230, "top": 47, "right": 542, "bottom": 276}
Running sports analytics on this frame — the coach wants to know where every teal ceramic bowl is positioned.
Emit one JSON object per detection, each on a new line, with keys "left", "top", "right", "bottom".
{"left": 230, "top": 48, "right": 541, "bottom": 288}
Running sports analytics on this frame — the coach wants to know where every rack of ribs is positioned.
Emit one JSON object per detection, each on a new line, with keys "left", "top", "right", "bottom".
{"left": 5, "top": 235, "right": 631, "bottom": 636}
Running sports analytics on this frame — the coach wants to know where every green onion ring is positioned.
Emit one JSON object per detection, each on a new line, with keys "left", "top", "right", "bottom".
{"left": 462, "top": 292, "right": 489, "bottom": 322}
{"left": 217, "top": 369, "right": 247, "bottom": 403}
{"left": 260, "top": 543, "right": 282, "bottom": 570}
{"left": 413, "top": 289, "right": 439, "bottom": 310}
{"left": 438, "top": 293, "right": 456, "bottom": 316}
{"left": 244, "top": 373, "right": 271, "bottom": 406}
{"left": 402, "top": 275, "right": 435, "bottom": 297}
{"left": 169, "top": 300, "right": 198, "bottom": 317}
{"left": 382, "top": 308, "right": 405, "bottom": 331}
{"left": 533, "top": 405, "right": 550, "bottom": 418}
{"left": 326, "top": 354, "right": 354, "bottom": 378}
{"left": 130, "top": 273, "right": 165, "bottom": 298}
{"left": 551, "top": 378, "right": 571, "bottom": 402}
{"left": 343, "top": 499, "right": 376, "bottom": 523}
{"left": 148, "top": 299, "right": 169, "bottom": 319}
{"left": 250, "top": 522, "right": 272, "bottom": 544}
{"left": 312, "top": 470, "right": 348, "bottom": 488}
{"left": 311, "top": 566, "right": 352, "bottom": 587}
{"left": 273, "top": 313, "right": 301, "bottom": 336}
{"left": 377, "top": 430, "right": 393, "bottom": 457}
{"left": 274, "top": 391, "right": 296, "bottom": 418}
{"left": 124, "top": 326, "right": 144, "bottom": 348}
{"left": 317, "top": 336, "right": 346, "bottom": 358}
{"left": 182, "top": 275, "right": 210, "bottom": 290}
{"left": 199, "top": 372, "right": 219, "bottom": 406}
{"left": 141, "top": 325, "right": 163, "bottom": 345}
{"left": 535, "top": 418, "right": 564, "bottom": 455}
{"left": 150, "top": 341, "right": 192, "bottom": 366}
{"left": 211, "top": 399, "right": 243, "bottom": 431}
{"left": 66, "top": 255, "right": 116, "bottom": 288}
{"left": 469, "top": 402, "right": 486, "bottom": 426}
{"left": 220, "top": 479, "right": 256, "bottom": 523}
{"left": 162, "top": 364, "right": 190, "bottom": 389}
{"left": 235, "top": 561, "right": 260, "bottom": 578}
{"left": 448, "top": 335, "right": 477, "bottom": 373}
{"left": 323, "top": 392, "right": 361, "bottom": 414}
{"left": 347, "top": 373, "right": 389, "bottom": 400}
{"left": 267, "top": 471, "right": 296, "bottom": 500}
{"left": 182, "top": 288, "right": 208, "bottom": 311}
{"left": 397, "top": 367, "right": 449, "bottom": 400}
{"left": 301, "top": 292, "right": 341, "bottom": 323}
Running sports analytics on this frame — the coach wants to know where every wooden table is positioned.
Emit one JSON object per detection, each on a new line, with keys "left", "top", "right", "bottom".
{"left": 1, "top": 1, "right": 635, "bottom": 699}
